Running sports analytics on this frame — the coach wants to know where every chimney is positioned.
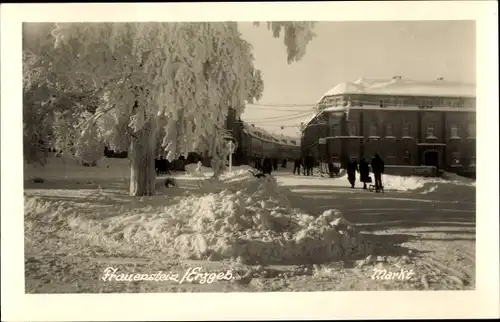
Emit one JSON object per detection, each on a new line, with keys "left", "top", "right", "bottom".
{"left": 437, "top": 77, "right": 444, "bottom": 80}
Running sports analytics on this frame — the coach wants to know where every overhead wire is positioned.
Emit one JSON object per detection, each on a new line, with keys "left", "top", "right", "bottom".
{"left": 243, "top": 110, "right": 312, "bottom": 123}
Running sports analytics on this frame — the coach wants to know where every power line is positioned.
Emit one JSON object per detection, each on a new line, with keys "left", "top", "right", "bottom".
{"left": 247, "top": 114, "right": 312, "bottom": 124}
{"left": 248, "top": 103, "right": 317, "bottom": 107}
{"left": 259, "top": 124, "right": 303, "bottom": 128}
{"left": 243, "top": 110, "right": 312, "bottom": 122}
{"left": 245, "top": 106, "right": 314, "bottom": 112}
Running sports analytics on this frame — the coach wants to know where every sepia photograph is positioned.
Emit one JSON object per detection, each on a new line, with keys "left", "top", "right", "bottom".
{"left": 2, "top": 1, "right": 499, "bottom": 321}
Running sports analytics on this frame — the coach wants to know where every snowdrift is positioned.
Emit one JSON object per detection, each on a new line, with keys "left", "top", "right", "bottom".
{"left": 25, "top": 168, "right": 379, "bottom": 265}
{"left": 283, "top": 171, "right": 476, "bottom": 192}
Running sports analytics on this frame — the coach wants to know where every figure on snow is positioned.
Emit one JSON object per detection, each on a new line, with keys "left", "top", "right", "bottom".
{"left": 371, "top": 153, "right": 385, "bottom": 192}
{"left": 346, "top": 157, "right": 358, "bottom": 188}
{"left": 358, "top": 156, "right": 370, "bottom": 190}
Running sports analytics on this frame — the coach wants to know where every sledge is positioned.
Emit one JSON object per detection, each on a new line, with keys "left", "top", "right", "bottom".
{"left": 365, "top": 176, "right": 384, "bottom": 193}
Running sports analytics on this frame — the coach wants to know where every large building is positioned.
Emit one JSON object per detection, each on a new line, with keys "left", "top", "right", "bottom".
{"left": 225, "top": 107, "right": 301, "bottom": 165}
{"left": 301, "top": 77, "right": 476, "bottom": 176}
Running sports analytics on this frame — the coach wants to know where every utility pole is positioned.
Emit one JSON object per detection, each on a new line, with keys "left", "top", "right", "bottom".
{"left": 228, "top": 140, "right": 234, "bottom": 173}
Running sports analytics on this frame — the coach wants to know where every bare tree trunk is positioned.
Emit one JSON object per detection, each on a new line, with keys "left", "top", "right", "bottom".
{"left": 129, "top": 119, "right": 157, "bottom": 196}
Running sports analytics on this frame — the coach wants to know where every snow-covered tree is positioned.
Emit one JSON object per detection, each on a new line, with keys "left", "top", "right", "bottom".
{"left": 23, "top": 21, "right": 316, "bottom": 196}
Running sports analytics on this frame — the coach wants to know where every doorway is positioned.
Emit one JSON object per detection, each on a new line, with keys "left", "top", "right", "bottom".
{"left": 423, "top": 150, "right": 440, "bottom": 168}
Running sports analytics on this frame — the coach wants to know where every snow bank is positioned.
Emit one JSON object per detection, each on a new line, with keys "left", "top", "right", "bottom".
{"left": 278, "top": 171, "right": 475, "bottom": 192}
{"left": 24, "top": 168, "right": 378, "bottom": 265}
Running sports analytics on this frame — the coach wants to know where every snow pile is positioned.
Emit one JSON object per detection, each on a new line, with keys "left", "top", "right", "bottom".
{"left": 280, "top": 171, "right": 475, "bottom": 192}
{"left": 440, "top": 171, "right": 476, "bottom": 187}
{"left": 25, "top": 170, "right": 379, "bottom": 265}
{"left": 125, "top": 172, "right": 378, "bottom": 264}
{"left": 378, "top": 174, "right": 429, "bottom": 191}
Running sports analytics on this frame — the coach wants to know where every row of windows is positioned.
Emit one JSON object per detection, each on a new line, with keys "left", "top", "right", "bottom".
{"left": 357, "top": 150, "right": 475, "bottom": 167}
{"left": 332, "top": 123, "right": 476, "bottom": 138}
{"left": 320, "top": 95, "right": 474, "bottom": 109}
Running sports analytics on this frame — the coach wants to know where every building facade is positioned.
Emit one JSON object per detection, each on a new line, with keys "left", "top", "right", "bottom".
{"left": 226, "top": 108, "right": 301, "bottom": 165}
{"left": 301, "top": 77, "right": 476, "bottom": 176}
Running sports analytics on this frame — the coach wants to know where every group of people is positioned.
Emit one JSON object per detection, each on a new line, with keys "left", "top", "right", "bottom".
{"left": 293, "top": 155, "right": 316, "bottom": 176}
{"left": 254, "top": 156, "right": 283, "bottom": 175}
{"left": 346, "top": 153, "right": 385, "bottom": 192}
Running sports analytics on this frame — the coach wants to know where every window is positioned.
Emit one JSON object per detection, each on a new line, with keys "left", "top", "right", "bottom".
{"left": 387, "top": 149, "right": 396, "bottom": 158}
{"left": 403, "top": 150, "right": 411, "bottom": 165}
{"left": 370, "top": 123, "right": 378, "bottom": 137}
{"left": 348, "top": 122, "right": 358, "bottom": 136}
{"left": 402, "top": 123, "right": 411, "bottom": 137}
{"left": 346, "top": 96, "right": 352, "bottom": 107}
{"left": 450, "top": 124, "right": 460, "bottom": 138}
{"left": 449, "top": 99, "right": 459, "bottom": 108}
{"left": 379, "top": 99, "right": 385, "bottom": 108}
{"left": 420, "top": 99, "right": 433, "bottom": 108}
{"left": 468, "top": 123, "right": 476, "bottom": 138}
{"left": 331, "top": 124, "right": 340, "bottom": 137}
{"left": 397, "top": 98, "right": 406, "bottom": 107}
{"left": 451, "top": 152, "right": 461, "bottom": 166}
{"left": 426, "top": 123, "right": 436, "bottom": 138}
{"left": 385, "top": 123, "right": 395, "bottom": 137}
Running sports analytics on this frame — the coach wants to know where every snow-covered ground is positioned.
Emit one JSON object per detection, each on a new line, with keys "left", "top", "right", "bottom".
{"left": 277, "top": 169, "right": 475, "bottom": 192}
{"left": 24, "top": 157, "right": 476, "bottom": 292}
{"left": 25, "top": 159, "right": 372, "bottom": 265}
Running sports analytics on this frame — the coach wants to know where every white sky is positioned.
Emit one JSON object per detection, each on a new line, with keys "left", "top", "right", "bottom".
{"left": 238, "top": 21, "right": 476, "bottom": 138}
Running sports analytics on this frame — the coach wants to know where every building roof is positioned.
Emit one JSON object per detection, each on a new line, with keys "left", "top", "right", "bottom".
{"left": 318, "top": 77, "right": 476, "bottom": 102}
{"left": 242, "top": 122, "right": 300, "bottom": 147}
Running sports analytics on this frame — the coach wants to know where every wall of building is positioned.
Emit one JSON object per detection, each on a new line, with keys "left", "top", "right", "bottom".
{"left": 305, "top": 93, "right": 476, "bottom": 174}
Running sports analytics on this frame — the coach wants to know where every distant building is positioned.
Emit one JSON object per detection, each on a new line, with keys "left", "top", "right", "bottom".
{"left": 225, "top": 107, "right": 301, "bottom": 164}
{"left": 301, "top": 77, "right": 476, "bottom": 176}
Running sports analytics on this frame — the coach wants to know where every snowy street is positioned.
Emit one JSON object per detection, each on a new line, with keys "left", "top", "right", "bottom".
{"left": 24, "top": 159, "right": 475, "bottom": 292}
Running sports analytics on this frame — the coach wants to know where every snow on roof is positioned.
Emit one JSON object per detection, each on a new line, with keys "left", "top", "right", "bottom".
{"left": 318, "top": 77, "right": 476, "bottom": 102}
{"left": 242, "top": 122, "right": 300, "bottom": 147}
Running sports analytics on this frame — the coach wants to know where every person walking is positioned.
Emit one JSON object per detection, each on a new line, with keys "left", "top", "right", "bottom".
{"left": 358, "top": 156, "right": 370, "bottom": 190}
{"left": 309, "top": 155, "right": 315, "bottom": 176}
{"left": 262, "top": 157, "right": 272, "bottom": 175}
{"left": 371, "top": 153, "right": 385, "bottom": 192}
{"left": 293, "top": 157, "right": 301, "bottom": 175}
{"left": 346, "top": 157, "right": 358, "bottom": 188}
{"left": 305, "top": 155, "right": 311, "bottom": 176}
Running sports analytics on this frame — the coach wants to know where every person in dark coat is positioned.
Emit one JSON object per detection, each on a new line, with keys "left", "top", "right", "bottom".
{"left": 262, "top": 157, "right": 272, "bottom": 175}
{"left": 273, "top": 158, "right": 278, "bottom": 171}
{"left": 306, "top": 155, "right": 315, "bottom": 176}
{"left": 346, "top": 157, "right": 358, "bottom": 188}
{"left": 371, "top": 153, "right": 385, "bottom": 192}
{"left": 293, "top": 157, "right": 301, "bottom": 175}
{"left": 358, "top": 156, "right": 370, "bottom": 190}
{"left": 254, "top": 157, "right": 260, "bottom": 171}
{"left": 281, "top": 159, "right": 287, "bottom": 168}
